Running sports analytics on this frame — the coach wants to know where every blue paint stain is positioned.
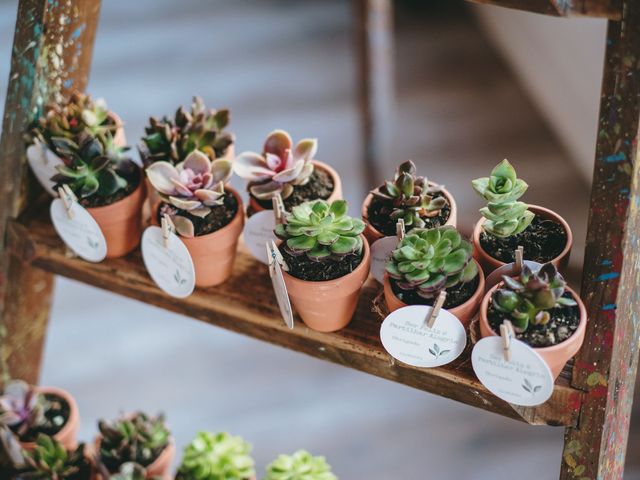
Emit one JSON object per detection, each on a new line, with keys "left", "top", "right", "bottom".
{"left": 601, "top": 259, "right": 613, "bottom": 266}
{"left": 603, "top": 152, "right": 626, "bottom": 163}
{"left": 597, "top": 272, "right": 620, "bottom": 281}
{"left": 603, "top": 304, "right": 617, "bottom": 311}
{"left": 71, "top": 26, "right": 83, "bottom": 40}
{"left": 63, "top": 79, "right": 73, "bottom": 88}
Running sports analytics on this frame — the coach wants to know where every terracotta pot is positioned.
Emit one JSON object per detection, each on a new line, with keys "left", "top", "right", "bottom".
{"left": 248, "top": 160, "right": 343, "bottom": 214}
{"left": 159, "top": 187, "right": 244, "bottom": 287}
{"left": 362, "top": 182, "right": 457, "bottom": 245}
{"left": 87, "top": 178, "right": 146, "bottom": 258}
{"left": 479, "top": 282, "right": 587, "bottom": 379}
{"left": 282, "top": 236, "right": 370, "bottom": 332}
{"left": 382, "top": 259, "right": 485, "bottom": 328}
{"left": 472, "top": 204, "right": 573, "bottom": 275}
{"left": 19, "top": 386, "right": 80, "bottom": 452}
{"left": 93, "top": 437, "right": 176, "bottom": 480}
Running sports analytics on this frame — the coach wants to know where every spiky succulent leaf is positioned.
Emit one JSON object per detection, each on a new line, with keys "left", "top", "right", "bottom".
{"left": 265, "top": 450, "right": 337, "bottom": 480}
{"left": 21, "top": 434, "right": 90, "bottom": 479}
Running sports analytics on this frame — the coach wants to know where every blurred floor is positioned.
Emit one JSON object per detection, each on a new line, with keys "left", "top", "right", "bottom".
{"left": 0, "top": 0, "right": 636, "bottom": 478}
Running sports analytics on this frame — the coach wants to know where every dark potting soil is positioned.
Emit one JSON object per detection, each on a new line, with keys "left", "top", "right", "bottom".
{"left": 159, "top": 191, "right": 238, "bottom": 236}
{"left": 279, "top": 245, "right": 363, "bottom": 282}
{"left": 367, "top": 192, "right": 451, "bottom": 236}
{"left": 12, "top": 393, "right": 70, "bottom": 442}
{"left": 253, "top": 168, "right": 334, "bottom": 210}
{"left": 480, "top": 214, "right": 567, "bottom": 264}
{"left": 390, "top": 274, "right": 480, "bottom": 309}
{"left": 77, "top": 167, "right": 141, "bottom": 209}
{"left": 487, "top": 292, "right": 580, "bottom": 348}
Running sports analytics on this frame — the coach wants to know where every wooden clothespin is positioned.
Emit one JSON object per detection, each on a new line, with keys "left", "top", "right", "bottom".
{"left": 271, "top": 194, "right": 286, "bottom": 225}
{"left": 500, "top": 320, "right": 515, "bottom": 362}
{"left": 396, "top": 219, "right": 405, "bottom": 241}
{"left": 266, "top": 240, "right": 294, "bottom": 329}
{"left": 161, "top": 214, "right": 175, "bottom": 248}
{"left": 266, "top": 239, "right": 288, "bottom": 272}
{"left": 514, "top": 245, "right": 524, "bottom": 274}
{"left": 424, "top": 291, "right": 447, "bottom": 328}
{"left": 58, "top": 185, "right": 77, "bottom": 219}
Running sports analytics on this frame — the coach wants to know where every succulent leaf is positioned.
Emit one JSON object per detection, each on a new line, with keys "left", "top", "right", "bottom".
{"left": 0, "top": 380, "right": 44, "bottom": 437}
{"left": 23, "top": 434, "right": 90, "bottom": 479}
{"left": 265, "top": 450, "right": 337, "bottom": 480}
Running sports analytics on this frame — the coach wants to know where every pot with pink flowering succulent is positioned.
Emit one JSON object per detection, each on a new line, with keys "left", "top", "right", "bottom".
{"left": 146, "top": 150, "right": 244, "bottom": 287}
{"left": 234, "top": 130, "right": 342, "bottom": 214}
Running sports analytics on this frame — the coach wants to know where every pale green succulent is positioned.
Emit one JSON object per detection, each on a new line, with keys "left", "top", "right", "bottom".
{"left": 265, "top": 450, "right": 337, "bottom": 480}
{"left": 472, "top": 159, "right": 534, "bottom": 238}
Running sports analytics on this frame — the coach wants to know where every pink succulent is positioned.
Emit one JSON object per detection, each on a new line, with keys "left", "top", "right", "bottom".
{"left": 0, "top": 380, "right": 43, "bottom": 436}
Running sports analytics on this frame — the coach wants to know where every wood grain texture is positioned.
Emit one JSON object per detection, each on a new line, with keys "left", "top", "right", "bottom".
{"left": 465, "top": 0, "right": 622, "bottom": 18}
{"left": 561, "top": 1, "right": 640, "bottom": 478}
{"left": 9, "top": 208, "right": 583, "bottom": 427}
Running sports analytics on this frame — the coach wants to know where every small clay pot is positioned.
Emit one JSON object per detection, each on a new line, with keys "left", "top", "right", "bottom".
{"left": 472, "top": 204, "right": 573, "bottom": 275}
{"left": 282, "top": 236, "right": 370, "bottom": 332}
{"left": 19, "top": 386, "right": 80, "bottom": 452}
{"left": 248, "top": 160, "right": 343, "bottom": 214}
{"left": 173, "top": 186, "right": 244, "bottom": 287}
{"left": 479, "top": 282, "right": 587, "bottom": 379}
{"left": 87, "top": 178, "right": 146, "bottom": 258}
{"left": 382, "top": 259, "right": 485, "bottom": 328}
{"left": 93, "top": 437, "right": 176, "bottom": 480}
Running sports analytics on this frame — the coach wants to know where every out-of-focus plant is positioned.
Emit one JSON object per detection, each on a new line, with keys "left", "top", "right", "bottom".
{"left": 0, "top": 381, "right": 44, "bottom": 437}
{"left": 265, "top": 450, "right": 337, "bottom": 480}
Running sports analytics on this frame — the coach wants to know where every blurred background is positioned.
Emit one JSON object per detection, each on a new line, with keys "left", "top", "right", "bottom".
{"left": 0, "top": 0, "right": 637, "bottom": 478}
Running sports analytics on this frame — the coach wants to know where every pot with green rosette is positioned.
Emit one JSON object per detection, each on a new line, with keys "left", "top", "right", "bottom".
{"left": 264, "top": 450, "right": 337, "bottom": 480}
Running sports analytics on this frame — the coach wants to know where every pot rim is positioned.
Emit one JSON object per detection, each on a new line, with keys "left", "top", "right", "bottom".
{"left": 472, "top": 204, "right": 573, "bottom": 267}
{"left": 479, "top": 281, "right": 587, "bottom": 354}
{"left": 19, "top": 386, "right": 79, "bottom": 447}
{"left": 93, "top": 434, "right": 176, "bottom": 474}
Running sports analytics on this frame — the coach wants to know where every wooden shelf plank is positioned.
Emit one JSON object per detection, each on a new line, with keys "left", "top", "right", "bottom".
{"left": 8, "top": 208, "right": 584, "bottom": 427}
{"left": 465, "top": 0, "right": 621, "bottom": 19}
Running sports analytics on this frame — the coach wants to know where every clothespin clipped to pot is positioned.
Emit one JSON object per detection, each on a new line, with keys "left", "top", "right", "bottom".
{"left": 500, "top": 320, "right": 515, "bottom": 362}
{"left": 424, "top": 291, "right": 447, "bottom": 329}
{"left": 58, "top": 184, "right": 77, "bottom": 220}
{"left": 266, "top": 239, "right": 294, "bottom": 329}
{"left": 396, "top": 218, "right": 405, "bottom": 241}
{"left": 161, "top": 214, "right": 175, "bottom": 248}
{"left": 514, "top": 245, "right": 524, "bottom": 275}
{"left": 272, "top": 194, "right": 286, "bottom": 225}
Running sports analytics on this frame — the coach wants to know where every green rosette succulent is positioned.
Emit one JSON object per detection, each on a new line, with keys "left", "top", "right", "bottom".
{"left": 19, "top": 434, "right": 91, "bottom": 479}
{"left": 176, "top": 432, "right": 255, "bottom": 480}
{"left": 492, "top": 263, "right": 577, "bottom": 332}
{"left": 472, "top": 159, "right": 534, "bottom": 238}
{"left": 265, "top": 450, "right": 337, "bottom": 480}
{"left": 386, "top": 226, "right": 478, "bottom": 298}
{"left": 371, "top": 160, "right": 447, "bottom": 228}
{"left": 274, "top": 200, "right": 365, "bottom": 262}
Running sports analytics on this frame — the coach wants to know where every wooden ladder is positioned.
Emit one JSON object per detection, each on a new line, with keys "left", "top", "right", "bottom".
{"left": 0, "top": 1, "right": 637, "bottom": 478}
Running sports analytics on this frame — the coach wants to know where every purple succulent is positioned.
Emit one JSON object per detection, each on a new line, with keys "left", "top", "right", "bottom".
{"left": 0, "top": 380, "right": 44, "bottom": 436}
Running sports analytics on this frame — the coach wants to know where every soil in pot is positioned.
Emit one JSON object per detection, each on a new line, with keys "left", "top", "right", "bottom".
{"left": 389, "top": 275, "right": 480, "bottom": 309}
{"left": 76, "top": 168, "right": 142, "bottom": 209}
{"left": 480, "top": 214, "right": 567, "bottom": 264}
{"left": 279, "top": 245, "right": 362, "bottom": 282}
{"left": 158, "top": 192, "right": 239, "bottom": 236}
{"left": 11, "top": 392, "right": 70, "bottom": 442}
{"left": 487, "top": 292, "right": 580, "bottom": 348}
{"left": 367, "top": 192, "right": 451, "bottom": 237}
{"left": 253, "top": 169, "right": 334, "bottom": 211}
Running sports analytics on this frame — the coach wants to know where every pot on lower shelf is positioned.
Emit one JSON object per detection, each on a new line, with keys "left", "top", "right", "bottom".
{"left": 19, "top": 386, "right": 80, "bottom": 452}
{"left": 92, "top": 438, "right": 176, "bottom": 480}
{"left": 382, "top": 259, "right": 485, "bottom": 328}
{"left": 361, "top": 183, "right": 458, "bottom": 245}
{"left": 472, "top": 204, "right": 572, "bottom": 275}
{"left": 87, "top": 178, "right": 146, "bottom": 258}
{"left": 282, "top": 235, "right": 370, "bottom": 332}
{"left": 248, "top": 160, "right": 342, "bottom": 214}
{"left": 478, "top": 282, "right": 587, "bottom": 379}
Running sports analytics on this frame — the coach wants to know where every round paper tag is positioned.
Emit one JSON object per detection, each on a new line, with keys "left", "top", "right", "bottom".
{"left": 242, "top": 210, "right": 277, "bottom": 264}
{"left": 380, "top": 305, "right": 467, "bottom": 368}
{"left": 472, "top": 337, "right": 554, "bottom": 406}
{"left": 27, "top": 142, "right": 65, "bottom": 197}
{"left": 370, "top": 236, "right": 398, "bottom": 283}
{"left": 485, "top": 260, "right": 543, "bottom": 292}
{"left": 141, "top": 226, "right": 195, "bottom": 298}
{"left": 50, "top": 199, "right": 107, "bottom": 262}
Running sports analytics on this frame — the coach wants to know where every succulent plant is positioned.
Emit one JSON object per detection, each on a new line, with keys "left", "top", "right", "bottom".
{"left": 371, "top": 160, "right": 447, "bottom": 228}
{"left": 146, "top": 149, "right": 233, "bottom": 237}
{"left": 0, "top": 380, "right": 44, "bottom": 437}
{"left": 0, "top": 424, "right": 26, "bottom": 471}
{"left": 108, "top": 462, "right": 152, "bottom": 480}
{"left": 140, "top": 96, "right": 233, "bottom": 166}
{"left": 472, "top": 159, "right": 534, "bottom": 238}
{"left": 234, "top": 130, "right": 317, "bottom": 200}
{"left": 98, "top": 412, "right": 170, "bottom": 473}
{"left": 19, "top": 434, "right": 90, "bottom": 480}
{"left": 265, "top": 450, "right": 337, "bottom": 480}
{"left": 176, "top": 431, "right": 255, "bottom": 480}
{"left": 49, "top": 134, "right": 137, "bottom": 199}
{"left": 386, "top": 226, "right": 478, "bottom": 299}
{"left": 274, "top": 200, "right": 365, "bottom": 262}
{"left": 492, "top": 263, "right": 577, "bottom": 332}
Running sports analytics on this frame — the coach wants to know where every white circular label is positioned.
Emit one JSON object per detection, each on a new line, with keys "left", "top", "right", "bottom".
{"left": 380, "top": 305, "right": 467, "bottom": 368}
{"left": 141, "top": 226, "right": 195, "bottom": 298}
{"left": 485, "top": 260, "right": 543, "bottom": 292}
{"left": 370, "top": 236, "right": 398, "bottom": 283}
{"left": 472, "top": 337, "right": 554, "bottom": 406}
{"left": 50, "top": 199, "right": 107, "bottom": 262}
{"left": 27, "top": 141, "right": 65, "bottom": 197}
{"left": 242, "top": 210, "right": 277, "bottom": 264}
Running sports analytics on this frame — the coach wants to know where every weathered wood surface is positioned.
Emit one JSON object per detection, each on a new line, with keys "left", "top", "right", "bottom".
{"left": 560, "top": 1, "right": 640, "bottom": 478}
{"left": 466, "top": 0, "right": 622, "bottom": 18}
{"left": 0, "top": 0, "right": 101, "bottom": 385}
{"left": 9, "top": 208, "right": 583, "bottom": 426}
